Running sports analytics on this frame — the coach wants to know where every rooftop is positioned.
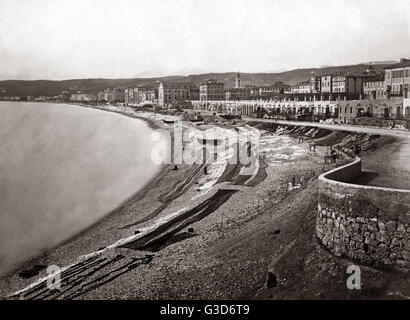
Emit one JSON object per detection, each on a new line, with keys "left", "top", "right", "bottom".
{"left": 160, "top": 82, "right": 198, "bottom": 89}
{"left": 363, "top": 74, "right": 385, "bottom": 82}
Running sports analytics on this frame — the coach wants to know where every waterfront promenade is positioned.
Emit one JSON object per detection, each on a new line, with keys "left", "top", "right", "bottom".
{"left": 241, "top": 115, "right": 410, "bottom": 190}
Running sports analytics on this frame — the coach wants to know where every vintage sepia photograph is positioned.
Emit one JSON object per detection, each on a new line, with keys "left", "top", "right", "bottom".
{"left": 0, "top": 0, "right": 409, "bottom": 311}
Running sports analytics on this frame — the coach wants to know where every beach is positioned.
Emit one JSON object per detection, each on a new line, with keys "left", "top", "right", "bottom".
{"left": 0, "top": 104, "right": 408, "bottom": 300}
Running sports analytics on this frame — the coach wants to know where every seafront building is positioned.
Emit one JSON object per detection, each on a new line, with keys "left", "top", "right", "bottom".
{"left": 384, "top": 58, "right": 410, "bottom": 98}
{"left": 258, "top": 82, "right": 290, "bottom": 97}
{"left": 138, "top": 86, "right": 157, "bottom": 104}
{"left": 363, "top": 75, "right": 385, "bottom": 100}
{"left": 320, "top": 75, "right": 333, "bottom": 94}
{"left": 290, "top": 81, "right": 311, "bottom": 94}
{"left": 124, "top": 87, "right": 135, "bottom": 104}
{"left": 225, "top": 87, "right": 251, "bottom": 100}
{"left": 69, "top": 92, "right": 96, "bottom": 102}
{"left": 331, "top": 73, "right": 364, "bottom": 100}
{"left": 2, "top": 57, "right": 410, "bottom": 128}
{"left": 191, "top": 59, "right": 410, "bottom": 127}
{"left": 310, "top": 76, "right": 321, "bottom": 93}
{"left": 125, "top": 86, "right": 158, "bottom": 105}
{"left": 199, "top": 79, "right": 225, "bottom": 102}
{"left": 158, "top": 82, "right": 198, "bottom": 107}
{"left": 98, "top": 88, "right": 125, "bottom": 103}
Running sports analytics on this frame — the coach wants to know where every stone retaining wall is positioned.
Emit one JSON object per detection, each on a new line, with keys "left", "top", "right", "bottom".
{"left": 316, "top": 158, "right": 410, "bottom": 270}
{"left": 352, "top": 117, "right": 410, "bottom": 130}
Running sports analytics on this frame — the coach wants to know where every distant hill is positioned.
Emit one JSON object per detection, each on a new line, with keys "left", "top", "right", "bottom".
{"left": 360, "top": 60, "right": 398, "bottom": 65}
{"left": 0, "top": 63, "right": 392, "bottom": 98}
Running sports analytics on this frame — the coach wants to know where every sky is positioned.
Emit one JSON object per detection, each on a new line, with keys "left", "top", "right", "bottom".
{"left": 0, "top": 0, "right": 410, "bottom": 80}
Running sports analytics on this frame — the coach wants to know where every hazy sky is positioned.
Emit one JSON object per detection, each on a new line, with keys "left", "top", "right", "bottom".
{"left": 1, "top": 0, "right": 410, "bottom": 80}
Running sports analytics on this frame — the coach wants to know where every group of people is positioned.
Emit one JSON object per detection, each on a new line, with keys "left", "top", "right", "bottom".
{"left": 324, "top": 146, "right": 338, "bottom": 164}
{"left": 302, "top": 135, "right": 337, "bottom": 163}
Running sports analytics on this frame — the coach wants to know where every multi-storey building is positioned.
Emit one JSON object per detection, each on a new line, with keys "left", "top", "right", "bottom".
{"left": 125, "top": 86, "right": 157, "bottom": 105}
{"left": 158, "top": 82, "right": 198, "bottom": 107}
{"left": 225, "top": 87, "right": 251, "bottom": 100}
{"left": 97, "top": 91, "right": 105, "bottom": 102}
{"left": 69, "top": 92, "right": 97, "bottom": 102}
{"left": 310, "top": 76, "right": 321, "bottom": 93}
{"left": 320, "top": 75, "right": 333, "bottom": 93}
{"left": 363, "top": 75, "right": 385, "bottom": 100}
{"left": 291, "top": 81, "right": 311, "bottom": 94}
{"left": 124, "top": 87, "right": 135, "bottom": 104}
{"left": 247, "top": 86, "right": 260, "bottom": 97}
{"left": 331, "top": 73, "right": 364, "bottom": 99}
{"left": 199, "top": 79, "right": 225, "bottom": 101}
{"left": 258, "top": 82, "right": 289, "bottom": 97}
{"left": 138, "top": 86, "right": 157, "bottom": 104}
{"left": 384, "top": 58, "right": 410, "bottom": 98}
{"left": 105, "top": 88, "right": 125, "bottom": 103}
{"left": 98, "top": 88, "right": 125, "bottom": 103}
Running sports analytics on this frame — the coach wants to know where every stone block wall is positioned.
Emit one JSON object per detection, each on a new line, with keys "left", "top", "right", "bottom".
{"left": 316, "top": 158, "right": 410, "bottom": 270}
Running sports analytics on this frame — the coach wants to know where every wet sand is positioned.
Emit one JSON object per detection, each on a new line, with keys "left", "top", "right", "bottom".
{"left": 0, "top": 106, "right": 407, "bottom": 300}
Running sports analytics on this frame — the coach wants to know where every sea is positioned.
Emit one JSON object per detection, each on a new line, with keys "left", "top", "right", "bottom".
{"left": 0, "top": 102, "right": 162, "bottom": 276}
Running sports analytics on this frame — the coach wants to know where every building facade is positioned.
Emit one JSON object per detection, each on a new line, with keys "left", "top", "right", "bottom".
{"left": 138, "top": 86, "right": 157, "bottom": 104}
{"left": 291, "top": 81, "right": 311, "bottom": 94}
{"left": 321, "top": 75, "right": 333, "bottom": 93}
{"left": 125, "top": 86, "right": 157, "bottom": 105}
{"left": 337, "top": 98, "right": 405, "bottom": 123}
{"left": 158, "top": 82, "right": 198, "bottom": 107}
{"left": 258, "top": 82, "right": 289, "bottom": 97}
{"left": 310, "top": 76, "right": 321, "bottom": 93}
{"left": 225, "top": 87, "right": 251, "bottom": 100}
{"left": 384, "top": 58, "right": 410, "bottom": 98}
{"left": 98, "top": 88, "right": 124, "bottom": 103}
{"left": 331, "top": 73, "right": 364, "bottom": 99}
{"left": 69, "top": 92, "right": 97, "bottom": 102}
{"left": 124, "top": 87, "right": 135, "bottom": 104}
{"left": 199, "top": 79, "right": 225, "bottom": 102}
{"left": 364, "top": 75, "right": 385, "bottom": 100}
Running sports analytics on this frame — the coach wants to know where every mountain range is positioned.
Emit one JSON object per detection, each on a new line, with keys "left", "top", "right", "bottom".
{"left": 0, "top": 62, "right": 395, "bottom": 98}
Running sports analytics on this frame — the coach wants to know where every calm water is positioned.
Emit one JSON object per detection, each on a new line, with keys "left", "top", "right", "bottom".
{"left": 0, "top": 102, "right": 162, "bottom": 275}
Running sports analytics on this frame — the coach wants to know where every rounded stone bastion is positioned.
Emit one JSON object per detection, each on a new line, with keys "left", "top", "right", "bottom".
{"left": 316, "top": 157, "right": 410, "bottom": 270}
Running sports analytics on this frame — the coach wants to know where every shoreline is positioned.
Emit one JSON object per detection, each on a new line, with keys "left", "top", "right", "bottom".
{"left": 69, "top": 103, "right": 162, "bottom": 131}
{"left": 1, "top": 104, "right": 408, "bottom": 299}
